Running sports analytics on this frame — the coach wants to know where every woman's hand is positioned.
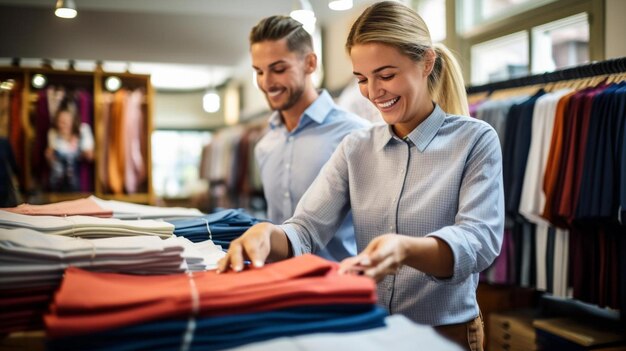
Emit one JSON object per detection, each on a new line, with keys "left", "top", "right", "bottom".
{"left": 339, "top": 233, "right": 409, "bottom": 282}
{"left": 340, "top": 234, "right": 454, "bottom": 281}
{"left": 81, "top": 149, "right": 94, "bottom": 161}
{"left": 216, "top": 222, "right": 291, "bottom": 273}
{"left": 44, "top": 147, "right": 55, "bottom": 164}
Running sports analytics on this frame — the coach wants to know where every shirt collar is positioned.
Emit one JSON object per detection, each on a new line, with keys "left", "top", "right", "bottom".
{"left": 376, "top": 103, "right": 446, "bottom": 152}
{"left": 268, "top": 89, "right": 334, "bottom": 131}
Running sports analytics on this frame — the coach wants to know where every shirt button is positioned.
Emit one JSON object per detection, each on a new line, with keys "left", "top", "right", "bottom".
{"left": 286, "top": 163, "right": 290, "bottom": 169}
{"left": 288, "top": 136, "right": 294, "bottom": 142}
{"left": 284, "top": 192, "right": 289, "bottom": 198}
{"left": 400, "top": 168, "right": 404, "bottom": 173}
{"left": 389, "top": 226, "right": 393, "bottom": 231}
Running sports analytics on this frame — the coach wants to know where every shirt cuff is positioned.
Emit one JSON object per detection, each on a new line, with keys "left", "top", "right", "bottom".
{"left": 426, "top": 228, "right": 474, "bottom": 285}
{"left": 279, "top": 223, "right": 304, "bottom": 257}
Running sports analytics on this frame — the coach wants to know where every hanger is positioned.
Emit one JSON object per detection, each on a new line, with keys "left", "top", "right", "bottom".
{"left": 607, "top": 72, "right": 626, "bottom": 84}
{"left": 467, "top": 91, "right": 490, "bottom": 105}
{"left": 489, "top": 84, "right": 543, "bottom": 100}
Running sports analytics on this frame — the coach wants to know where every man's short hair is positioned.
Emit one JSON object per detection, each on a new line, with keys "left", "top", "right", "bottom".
{"left": 249, "top": 15, "right": 313, "bottom": 55}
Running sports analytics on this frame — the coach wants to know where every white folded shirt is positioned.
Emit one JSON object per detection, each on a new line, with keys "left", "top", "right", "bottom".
{"left": 171, "top": 236, "right": 225, "bottom": 271}
{"left": 90, "top": 196, "right": 204, "bottom": 219}
{"left": 0, "top": 210, "right": 174, "bottom": 238}
{"left": 0, "top": 228, "right": 186, "bottom": 288}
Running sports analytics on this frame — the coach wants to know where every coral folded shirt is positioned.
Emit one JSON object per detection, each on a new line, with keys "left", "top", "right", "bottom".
{"left": 45, "top": 254, "right": 377, "bottom": 338}
{"left": 1, "top": 197, "right": 112, "bottom": 218}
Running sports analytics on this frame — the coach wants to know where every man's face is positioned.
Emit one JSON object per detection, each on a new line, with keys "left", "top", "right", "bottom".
{"left": 251, "top": 38, "right": 308, "bottom": 112}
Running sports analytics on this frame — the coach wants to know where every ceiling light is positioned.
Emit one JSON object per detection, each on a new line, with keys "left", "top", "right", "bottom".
{"left": 290, "top": 0, "right": 316, "bottom": 34}
{"left": 105, "top": 76, "right": 122, "bottom": 92}
{"left": 55, "top": 0, "right": 77, "bottom": 19}
{"left": 328, "top": 0, "right": 353, "bottom": 11}
{"left": 203, "top": 89, "right": 221, "bottom": 113}
{"left": 128, "top": 62, "right": 231, "bottom": 91}
{"left": 32, "top": 74, "right": 47, "bottom": 89}
{"left": 0, "top": 79, "right": 15, "bottom": 91}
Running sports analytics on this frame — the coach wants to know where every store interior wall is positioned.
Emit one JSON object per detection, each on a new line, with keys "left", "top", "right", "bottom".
{"left": 605, "top": 0, "right": 626, "bottom": 59}
{"left": 154, "top": 90, "right": 225, "bottom": 130}
{"left": 322, "top": 3, "right": 371, "bottom": 92}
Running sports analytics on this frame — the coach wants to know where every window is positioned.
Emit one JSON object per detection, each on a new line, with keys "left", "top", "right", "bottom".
{"left": 152, "top": 130, "right": 211, "bottom": 198}
{"left": 458, "top": 0, "right": 604, "bottom": 85}
{"left": 531, "top": 13, "right": 589, "bottom": 74}
{"left": 458, "top": 0, "right": 556, "bottom": 32}
{"left": 414, "top": 0, "right": 446, "bottom": 43}
{"left": 471, "top": 31, "right": 529, "bottom": 85}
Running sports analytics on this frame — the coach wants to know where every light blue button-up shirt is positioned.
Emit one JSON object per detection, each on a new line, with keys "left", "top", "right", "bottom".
{"left": 281, "top": 104, "right": 504, "bottom": 326}
{"left": 255, "top": 90, "right": 370, "bottom": 261}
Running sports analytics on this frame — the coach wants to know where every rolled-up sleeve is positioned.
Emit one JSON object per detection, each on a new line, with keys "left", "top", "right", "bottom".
{"left": 427, "top": 128, "right": 504, "bottom": 284}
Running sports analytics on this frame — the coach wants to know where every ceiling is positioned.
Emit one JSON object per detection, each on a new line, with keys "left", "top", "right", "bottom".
{"left": 0, "top": 0, "right": 375, "bottom": 90}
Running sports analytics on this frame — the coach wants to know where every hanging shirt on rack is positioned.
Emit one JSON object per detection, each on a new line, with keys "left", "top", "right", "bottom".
{"left": 517, "top": 89, "right": 572, "bottom": 292}
{"left": 576, "top": 82, "right": 626, "bottom": 220}
{"left": 124, "top": 89, "right": 146, "bottom": 194}
{"left": 255, "top": 90, "right": 370, "bottom": 262}
{"left": 502, "top": 90, "right": 546, "bottom": 217}
{"left": 107, "top": 89, "right": 127, "bottom": 194}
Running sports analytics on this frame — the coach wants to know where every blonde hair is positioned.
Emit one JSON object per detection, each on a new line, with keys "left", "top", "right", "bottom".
{"left": 346, "top": 1, "right": 468, "bottom": 116}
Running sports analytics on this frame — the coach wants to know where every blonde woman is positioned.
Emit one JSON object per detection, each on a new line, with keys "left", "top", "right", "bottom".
{"left": 219, "top": 2, "right": 503, "bottom": 350}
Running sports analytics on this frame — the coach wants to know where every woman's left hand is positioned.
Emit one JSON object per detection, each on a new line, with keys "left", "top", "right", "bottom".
{"left": 339, "top": 233, "right": 409, "bottom": 282}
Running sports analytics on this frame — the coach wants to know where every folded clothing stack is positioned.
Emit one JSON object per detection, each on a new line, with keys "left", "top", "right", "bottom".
{"left": 0, "top": 210, "right": 174, "bottom": 239}
{"left": 0, "top": 229, "right": 187, "bottom": 334}
{"left": 167, "top": 208, "right": 264, "bottom": 247}
{"left": 45, "top": 254, "right": 386, "bottom": 351}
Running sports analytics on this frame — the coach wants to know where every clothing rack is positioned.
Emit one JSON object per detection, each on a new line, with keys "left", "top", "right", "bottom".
{"left": 470, "top": 58, "right": 626, "bottom": 326}
{"left": 466, "top": 57, "right": 626, "bottom": 94}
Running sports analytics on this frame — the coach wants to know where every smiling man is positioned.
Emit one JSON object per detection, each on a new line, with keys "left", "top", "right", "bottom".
{"left": 249, "top": 15, "right": 370, "bottom": 262}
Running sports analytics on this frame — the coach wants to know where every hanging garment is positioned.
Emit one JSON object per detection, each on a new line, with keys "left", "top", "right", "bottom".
{"left": 9, "top": 82, "right": 25, "bottom": 188}
{"left": 503, "top": 90, "right": 546, "bottom": 217}
{"left": 0, "top": 137, "right": 20, "bottom": 207}
{"left": 576, "top": 83, "right": 626, "bottom": 220}
{"left": 76, "top": 90, "right": 94, "bottom": 192}
{"left": 542, "top": 92, "right": 576, "bottom": 224}
{"left": 107, "top": 89, "right": 127, "bottom": 194}
{"left": 98, "top": 93, "right": 113, "bottom": 192}
{"left": 32, "top": 90, "right": 51, "bottom": 185}
{"left": 124, "top": 89, "right": 145, "bottom": 194}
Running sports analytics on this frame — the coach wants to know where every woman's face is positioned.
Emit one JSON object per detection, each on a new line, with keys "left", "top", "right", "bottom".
{"left": 57, "top": 111, "right": 74, "bottom": 136}
{"left": 350, "top": 42, "right": 433, "bottom": 137}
